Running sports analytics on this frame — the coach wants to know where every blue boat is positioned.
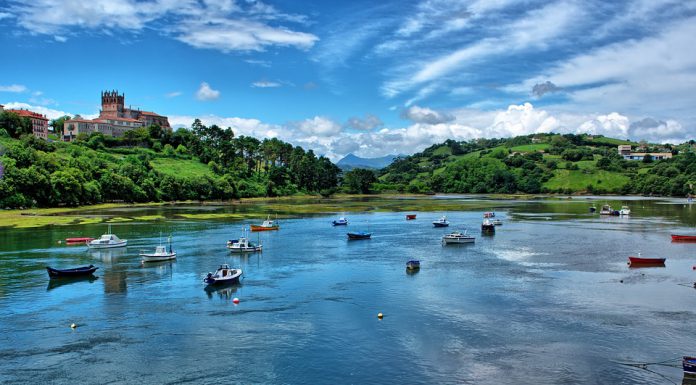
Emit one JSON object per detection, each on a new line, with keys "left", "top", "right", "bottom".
{"left": 432, "top": 215, "right": 449, "bottom": 227}
{"left": 46, "top": 265, "right": 98, "bottom": 278}
{"left": 347, "top": 231, "right": 371, "bottom": 240}
{"left": 685, "top": 356, "right": 696, "bottom": 375}
{"left": 332, "top": 216, "right": 348, "bottom": 226}
{"left": 406, "top": 260, "right": 420, "bottom": 270}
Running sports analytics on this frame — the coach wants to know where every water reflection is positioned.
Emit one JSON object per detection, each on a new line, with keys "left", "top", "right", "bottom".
{"left": 405, "top": 268, "right": 420, "bottom": 277}
{"left": 46, "top": 275, "right": 99, "bottom": 291}
{"left": 88, "top": 248, "right": 127, "bottom": 264}
{"left": 628, "top": 263, "right": 666, "bottom": 269}
{"left": 103, "top": 270, "right": 127, "bottom": 294}
{"left": 684, "top": 375, "right": 696, "bottom": 385}
{"left": 204, "top": 282, "right": 240, "bottom": 300}
{"left": 139, "top": 260, "right": 174, "bottom": 279}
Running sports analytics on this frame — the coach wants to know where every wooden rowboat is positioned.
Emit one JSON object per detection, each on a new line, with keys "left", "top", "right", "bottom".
{"left": 406, "top": 214, "right": 416, "bottom": 220}
{"left": 672, "top": 234, "right": 696, "bottom": 242}
{"left": 628, "top": 256, "right": 666, "bottom": 265}
{"left": 46, "top": 265, "right": 98, "bottom": 278}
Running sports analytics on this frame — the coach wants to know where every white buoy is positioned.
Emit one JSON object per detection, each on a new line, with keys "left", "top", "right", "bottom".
{"left": 377, "top": 312, "right": 383, "bottom": 319}
{"left": 70, "top": 323, "right": 77, "bottom": 329}
{"left": 233, "top": 297, "right": 240, "bottom": 304}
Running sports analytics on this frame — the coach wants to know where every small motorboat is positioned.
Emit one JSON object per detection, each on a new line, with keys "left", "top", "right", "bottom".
{"left": 65, "top": 237, "right": 94, "bottom": 245}
{"left": 442, "top": 231, "right": 475, "bottom": 244}
{"left": 619, "top": 205, "right": 631, "bottom": 216}
{"left": 406, "top": 214, "right": 417, "bottom": 220}
{"left": 406, "top": 260, "right": 420, "bottom": 270}
{"left": 87, "top": 225, "right": 127, "bottom": 249}
{"left": 589, "top": 206, "right": 596, "bottom": 213}
{"left": 347, "top": 231, "right": 371, "bottom": 240}
{"left": 684, "top": 356, "right": 696, "bottom": 376}
{"left": 140, "top": 234, "right": 176, "bottom": 262}
{"left": 46, "top": 265, "right": 98, "bottom": 278}
{"left": 672, "top": 234, "right": 696, "bottom": 242}
{"left": 227, "top": 233, "right": 262, "bottom": 253}
{"left": 492, "top": 219, "right": 503, "bottom": 226}
{"left": 481, "top": 218, "right": 495, "bottom": 233}
{"left": 483, "top": 211, "right": 495, "bottom": 218}
{"left": 599, "top": 204, "right": 613, "bottom": 215}
{"left": 332, "top": 216, "right": 348, "bottom": 226}
{"left": 250, "top": 215, "right": 279, "bottom": 231}
{"left": 432, "top": 216, "right": 449, "bottom": 227}
{"left": 204, "top": 264, "right": 242, "bottom": 285}
{"left": 628, "top": 255, "right": 666, "bottom": 265}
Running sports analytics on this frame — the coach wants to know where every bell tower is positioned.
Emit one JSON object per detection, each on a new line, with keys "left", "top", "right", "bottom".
{"left": 100, "top": 90, "right": 125, "bottom": 118}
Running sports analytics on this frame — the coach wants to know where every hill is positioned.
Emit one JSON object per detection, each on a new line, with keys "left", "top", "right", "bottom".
{"left": 337, "top": 153, "right": 399, "bottom": 170}
{"left": 376, "top": 134, "right": 696, "bottom": 196}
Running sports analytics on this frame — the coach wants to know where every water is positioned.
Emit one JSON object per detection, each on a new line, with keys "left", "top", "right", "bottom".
{"left": 1, "top": 196, "right": 695, "bottom": 384}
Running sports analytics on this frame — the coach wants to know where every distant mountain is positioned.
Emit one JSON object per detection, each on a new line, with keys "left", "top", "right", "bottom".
{"left": 337, "top": 153, "right": 401, "bottom": 170}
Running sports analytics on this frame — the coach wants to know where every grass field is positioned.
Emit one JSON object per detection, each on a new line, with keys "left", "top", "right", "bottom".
{"left": 544, "top": 169, "right": 630, "bottom": 191}
{"left": 509, "top": 143, "right": 550, "bottom": 152}
{"left": 591, "top": 137, "right": 636, "bottom": 146}
{"left": 150, "top": 157, "right": 214, "bottom": 178}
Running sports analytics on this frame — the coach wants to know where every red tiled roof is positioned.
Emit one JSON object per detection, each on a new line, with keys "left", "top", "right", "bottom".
{"left": 139, "top": 111, "right": 164, "bottom": 117}
{"left": 6, "top": 109, "right": 48, "bottom": 120}
{"left": 65, "top": 118, "right": 97, "bottom": 123}
{"left": 103, "top": 117, "right": 141, "bottom": 122}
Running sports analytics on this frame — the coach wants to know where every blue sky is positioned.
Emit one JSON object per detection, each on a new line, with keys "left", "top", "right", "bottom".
{"left": 1, "top": 0, "right": 695, "bottom": 159}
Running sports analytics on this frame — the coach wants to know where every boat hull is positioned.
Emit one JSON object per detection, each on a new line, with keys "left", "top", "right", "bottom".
{"left": 406, "top": 260, "right": 420, "bottom": 270}
{"left": 228, "top": 247, "right": 262, "bottom": 253}
{"left": 432, "top": 222, "right": 449, "bottom": 227}
{"left": 140, "top": 252, "right": 177, "bottom": 262}
{"left": 87, "top": 241, "right": 127, "bottom": 249}
{"left": 628, "top": 256, "right": 666, "bottom": 265}
{"left": 442, "top": 238, "right": 475, "bottom": 244}
{"left": 46, "top": 265, "right": 98, "bottom": 278}
{"left": 347, "top": 232, "right": 371, "bottom": 240}
{"left": 65, "top": 237, "right": 94, "bottom": 244}
{"left": 332, "top": 221, "right": 348, "bottom": 226}
{"left": 204, "top": 271, "right": 242, "bottom": 285}
{"left": 481, "top": 225, "right": 495, "bottom": 233}
{"left": 250, "top": 225, "right": 278, "bottom": 232}
{"left": 406, "top": 215, "right": 416, "bottom": 220}
{"left": 684, "top": 356, "right": 696, "bottom": 375}
{"left": 672, "top": 234, "right": 696, "bottom": 242}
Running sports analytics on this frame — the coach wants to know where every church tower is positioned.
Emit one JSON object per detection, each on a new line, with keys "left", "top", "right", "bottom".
{"left": 100, "top": 90, "right": 125, "bottom": 118}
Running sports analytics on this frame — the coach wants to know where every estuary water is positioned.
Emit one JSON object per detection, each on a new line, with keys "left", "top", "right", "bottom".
{"left": 1, "top": 196, "right": 695, "bottom": 384}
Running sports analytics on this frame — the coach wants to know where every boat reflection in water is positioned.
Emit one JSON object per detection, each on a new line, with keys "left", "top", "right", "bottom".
{"left": 103, "top": 270, "right": 127, "bottom": 294}
{"left": 684, "top": 375, "right": 696, "bottom": 385}
{"left": 204, "top": 282, "right": 240, "bottom": 300}
{"left": 88, "top": 248, "right": 127, "bottom": 265}
{"left": 46, "top": 275, "right": 99, "bottom": 291}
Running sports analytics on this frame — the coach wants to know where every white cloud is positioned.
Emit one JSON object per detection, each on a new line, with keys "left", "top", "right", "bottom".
{"left": 0, "top": 84, "right": 27, "bottom": 93}
{"left": 296, "top": 116, "right": 342, "bottom": 137}
{"left": 346, "top": 114, "right": 383, "bottom": 130}
{"left": 165, "top": 91, "right": 182, "bottom": 98}
{"left": 401, "top": 105, "right": 454, "bottom": 124}
{"left": 251, "top": 81, "right": 281, "bottom": 88}
{"left": 576, "top": 113, "right": 630, "bottom": 138}
{"left": 195, "top": 82, "right": 220, "bottom": 101}
{"left": 53, "top": 35, "right": 67, "bottom": 42}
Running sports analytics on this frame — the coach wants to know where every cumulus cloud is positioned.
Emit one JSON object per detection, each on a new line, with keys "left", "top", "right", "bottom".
{"left": 576, "top": 112, "right": 630, "bottom": 138}
{"left": 195, "top": 82, "right": 220, "bottom": 101}
{"left": 532, "top": 81, "right": 561, "bottom": 97}
{"left": 628, "top": 117, "right": 688, "bottom": 144}
{"left": 0, "top": 84, "right": 27, "bottom": 93}
{"left": 401, "top": 105, "right": 454, "bottom": 124}
{"left": 296, "top": 116, "right": 342, "bottom": 137}
{"left": 346, "top": 114, "right": 383, "bottom": 130}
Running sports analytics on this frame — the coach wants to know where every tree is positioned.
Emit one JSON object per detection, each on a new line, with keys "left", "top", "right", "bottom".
{"left": 0, "top": 111, "right": 32, "bottom": 138}
{"left": 50, "top": 115, "right": 71, "bottom": 134}
{"left": 642, "top": 154, "right": 653, "bottom": 163}
{"left": 343, "top": 168, "right": 377, "bottom": 194}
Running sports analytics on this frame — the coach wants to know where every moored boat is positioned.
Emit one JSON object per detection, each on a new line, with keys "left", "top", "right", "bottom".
{"left": 347, "top": 231, "right": 371, "bottom": 240}
{"left": 672, "top": 234, "right": 696, "bottom": 242}
{"left": 204, "top": 264, "right": 242, "bottom": 285}
{"left": 483, "top": 211, "right": 495, "bottom": 218}
{"left": 432, "top": 216, "right": 449, "bottom": 227}
{"left": 599, "top": 204, "right": 613, "bottom": 215}
{"left": 140, "top": 246, "right": 177, "bottom": 262}
{"left": 65, "top": 237, "right": 94, "bottom": 245}
{"left": 589, "top": 206, "right": 596, "bottom": 213}
{"left": 628, "top": 255, "right": 666, "bottom": 265}
{"left": 684, "top": 356, "right": 696, "bottom": 376}
{"left": 250, "top": 215, "right": 279, "bottom": 231}
{"left": 46, "top": 265, "right": 98, "bottom": 278}
{"left": 332, "top": 216, "right": 348, "bottom": 226}
{"left": 619, "top": 205, "right": 631, "bottom": 216}
{"left": 406, "top": 260, "right": 420, "bottom": 270}
{"left": 492, "top": 219, "right": 502, "bottom": 226}
{"left": 481, "top": 218, "right": 495, "bottom": 233}
{"left": 442, "top": 230, "right": 475, "bottom": 244}
{"left": 406, "top": 214, "right": 417, "bottom": 220}
{"left": 87, "top": 225, "right": 127, "bottom": 249}
{"left": 227, "top": 232, "right": 262, "bottom": 253}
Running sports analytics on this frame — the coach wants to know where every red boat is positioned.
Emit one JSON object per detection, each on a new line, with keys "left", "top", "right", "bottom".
{"left": 406, "top": 214, "right": 416, "bottom": 220}
{"left": 65, "top": 237, "right": 94, "bottom": 244}
{"left": 628, "top": 256, "right": 666, "bottom": 265}
{"left": 671, "top": 234, "right": 696, "bottom": 242}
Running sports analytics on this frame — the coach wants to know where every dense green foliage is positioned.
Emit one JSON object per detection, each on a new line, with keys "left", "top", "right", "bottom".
{"left": 377, "top": 133, "right": 696, "bottom": 196}
{"left": 0, "top": 119, "right": 341, "bottom": 208}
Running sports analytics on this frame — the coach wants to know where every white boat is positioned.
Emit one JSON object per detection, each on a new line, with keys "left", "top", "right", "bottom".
{"left": 332, "top": 216, "right": 348, "bottom": 226}
{"left": 492, "top": 219, "right": 503, "bottom": 226}
{"left": 87, "top": 225, "right": 127, "bottom": 249}
{"left": 481, "top": 218, "right": 495, "bottom": 233}
{"left": 140, "top": 234, "right": 176, "bottom": 262}
{"left": 204, "top": 264, "right": 243, "bottom": 285}
{"left": 619, "top": 206, "right": 631, "bottom": 216}
{"left": 432, "top": 216, "right": 450, "bottom": 227}
{"left": 227, "top": 230, "right": 262, "bottom": 253}
{"left": 442, "top": 231, "right": 475, "bottom": 244}
{"left": 599, "top": 204, "right": 613, "bottom": 215}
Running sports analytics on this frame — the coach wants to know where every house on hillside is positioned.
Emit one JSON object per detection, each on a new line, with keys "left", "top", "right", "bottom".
{"left": 617, "top": 145, "right": 672, "bottom": 161}
{"left": 5, "top": 108, "right": 49, "bottom": 139}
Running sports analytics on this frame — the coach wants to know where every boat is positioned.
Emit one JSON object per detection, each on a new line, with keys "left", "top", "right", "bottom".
{"left": 46, "top": 265, "right": 98, "bottom": 278}
{"left": 140, "top": 234, "right": 177, "bottom": 262}
{"left": 406, "top": 214, "right": 417, "bottom": 220}
{"left": 599, "top": 204, "right": 613, "bottom": 215}
{"left": 227, "top": 231, "right": 262, "bottom": 253}
{"left": 250, "top": 215, "right": 279, "bottom": 231}
{"left": 204, "top": 264, "right": 242, "bottom": 285}
{"left": 347, "top": 231, "right": 371, "bottom": 240}
{"left": 492, "top": 219, "right": 503, "bottom": 226}
{"left": 87, "top": 225, "right": 127, "bottom": 249}
{"left": 481, "top": 218, "right": 495, "bottom": 233}
{"left": 619, "top": 205, "right": 631, "bottom": 216}
{"left": 672, "top": 234, "right": 696, "bottom": 242}
{"left": 406, "top": 260, "right": 420, "bottom": 270}
{"left": 483, "top": 211, "right": 495, "bottom": 218}
{"left": 684, "top": 356, "right": 696, "bottom": 376}
{"left": 432, "top": 216, "right": 449, "bottom": 227}
{"left": 65, "top": 237, "right": 94, "bottom": 245}
{"left": 589, "top": 206, "right": 596, "bottom": 213}
{"left": 628, "top": 255, "right": 666, "bottom": 265}
{"left": 332, "top": 216, "right": 348, "bottom": 226}
{"left": 442, "top": 231, "right": 475, "bottom": 244}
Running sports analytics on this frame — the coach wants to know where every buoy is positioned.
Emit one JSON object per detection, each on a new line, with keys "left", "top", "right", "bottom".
{"left": 57, "top": 240, "right": 62, "bottom": 244}
{"left": 619, "top": 280, "right": 623, "bottom": 283}
{"left": 232, "top": 297, "right": 240, "bottom": 304}
{"left": 692, "top": 265, "right": 695, "bottom": 270}
{"left": 377, "top": 312, "right": 383, "bottom": 319}
{"left": 70, "top": 323, "right": 77, "bottom": 329}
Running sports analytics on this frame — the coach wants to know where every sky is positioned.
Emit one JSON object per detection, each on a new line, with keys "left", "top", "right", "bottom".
{"left": 1, "top": 0, "right": 695, "bottom": 160}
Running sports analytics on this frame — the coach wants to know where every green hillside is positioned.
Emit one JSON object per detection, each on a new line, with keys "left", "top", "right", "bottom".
{"left": 378, "top": 134, "right": 696, "bottom": 196}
